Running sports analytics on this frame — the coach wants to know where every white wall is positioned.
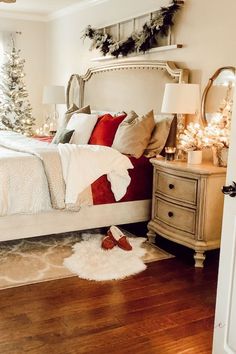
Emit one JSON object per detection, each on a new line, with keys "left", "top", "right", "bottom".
{"left": 1, "top": 0, "right": 235, "bottom": 126}
{"left": 0, "top": 18, "right": 46, "bottom": 126}
{"left": 46, "top": 0, "right": 236, "bottom": 92}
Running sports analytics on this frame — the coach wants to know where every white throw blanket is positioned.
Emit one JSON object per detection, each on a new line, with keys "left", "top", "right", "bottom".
{"left": 58, "top": 144, "right": 134, "bottom": 206}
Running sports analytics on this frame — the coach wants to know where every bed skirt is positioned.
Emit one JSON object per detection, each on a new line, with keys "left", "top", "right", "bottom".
{"left": 0, "top": 200, "right": 151, "bottom": 242}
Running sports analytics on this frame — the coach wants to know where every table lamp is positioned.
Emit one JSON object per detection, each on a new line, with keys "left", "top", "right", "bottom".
{"left": 161, "top": 83, "right": 200, "bottom": 139}
{"left": 42, "top": 85, "right": 65, "bottom": 132}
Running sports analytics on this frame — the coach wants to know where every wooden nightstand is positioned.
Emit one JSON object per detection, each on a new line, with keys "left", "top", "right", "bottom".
{"left": 147, "top": 158, "right": 226, "bottom": 267}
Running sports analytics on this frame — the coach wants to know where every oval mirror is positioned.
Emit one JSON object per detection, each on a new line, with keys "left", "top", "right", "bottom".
{"left": 201, "top": 66, "right": 235, "bottom": 126}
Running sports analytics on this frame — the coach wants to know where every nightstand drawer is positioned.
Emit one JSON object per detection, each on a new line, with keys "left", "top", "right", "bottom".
{"left": 154, "top": 198, "right": 196, "bottom": 235}
{"left": 156, "top": 172, "right": 198, "bottom": 206}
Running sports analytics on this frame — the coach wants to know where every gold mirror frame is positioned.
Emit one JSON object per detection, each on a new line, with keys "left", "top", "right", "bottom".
{"left": 201, "top": 66, "right": 235, "bottom": 126}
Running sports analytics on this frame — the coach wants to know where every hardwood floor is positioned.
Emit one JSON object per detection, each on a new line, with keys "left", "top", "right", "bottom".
{"left": 0, "top": 241, "right": 219, "bottom": 354}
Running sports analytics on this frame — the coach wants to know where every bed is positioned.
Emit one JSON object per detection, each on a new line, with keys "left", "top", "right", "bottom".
{"left": 0, "top": 59, "right": 189, "bottom": 242}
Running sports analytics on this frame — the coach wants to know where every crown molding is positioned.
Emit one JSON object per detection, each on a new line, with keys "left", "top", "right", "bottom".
{"left": 0, "top": 0, "right": 110, "bottom": 22}
{"left": 0, "top": 10, "right": 47, "bottom": 22}
{"left": 47, "top": 0, "right": 110, "bottom": 21}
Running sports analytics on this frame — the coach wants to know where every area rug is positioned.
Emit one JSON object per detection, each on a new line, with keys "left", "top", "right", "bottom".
{"left": 0, "top": 230, "right": 173, "bottom": 289}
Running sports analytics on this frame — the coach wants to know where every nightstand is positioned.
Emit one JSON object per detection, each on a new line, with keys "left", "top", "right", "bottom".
{"left": 147, "top": 158, "right": 226, "bottom": 267}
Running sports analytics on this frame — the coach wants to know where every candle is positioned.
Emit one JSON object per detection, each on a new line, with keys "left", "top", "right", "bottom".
{"left": 165, "top": 147, "right": 176, "bottom": 161}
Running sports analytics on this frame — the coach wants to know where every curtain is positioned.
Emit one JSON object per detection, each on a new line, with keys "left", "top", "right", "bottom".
{"left": 0, "top": 31, "right": 14, "bottom": 67}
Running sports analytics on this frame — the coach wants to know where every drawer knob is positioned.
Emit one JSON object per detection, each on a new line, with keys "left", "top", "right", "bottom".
{"left": 168, "top": 211, "right": 174, "bottom": 217}
{"left": 169, "top": 184, "right": 175, "bottom": 190}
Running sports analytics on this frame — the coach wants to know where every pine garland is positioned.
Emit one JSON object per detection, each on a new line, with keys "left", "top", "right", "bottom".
{"left": 82, "top": 0, "right": 184, "bottom": 58}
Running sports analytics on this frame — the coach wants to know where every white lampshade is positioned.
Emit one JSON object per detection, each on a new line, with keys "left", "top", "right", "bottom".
{"left": 42, "top": 85, "right": 65, "bottom": 104}
{"left": 161, "top": 83, "right": 200, "bottom": 114}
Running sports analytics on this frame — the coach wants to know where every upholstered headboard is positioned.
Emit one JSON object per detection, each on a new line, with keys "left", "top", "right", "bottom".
{"left": 66, "top": 60, "right": 189, "bottom": 115}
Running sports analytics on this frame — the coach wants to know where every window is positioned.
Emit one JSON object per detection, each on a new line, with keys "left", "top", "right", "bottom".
{"left": 0, "top": 31, "right": 12, "bottom": 68}
{"left": 0, "top": 32, "right": 4, "bottom": 68}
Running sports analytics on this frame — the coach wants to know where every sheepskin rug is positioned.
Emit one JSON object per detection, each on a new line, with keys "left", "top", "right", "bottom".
{"left": 64, "top": 233, "right": 147, "bottom": 281}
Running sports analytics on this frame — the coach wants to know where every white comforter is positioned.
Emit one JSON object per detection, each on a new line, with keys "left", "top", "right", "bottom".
{"left": 0, "top": 145, "right": 52, "bottom": 216}
{"left": 0, "top": 132, "right": 133, "bottom": 216}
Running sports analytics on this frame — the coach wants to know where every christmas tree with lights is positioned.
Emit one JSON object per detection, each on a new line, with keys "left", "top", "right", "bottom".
{"left": 0, "top": 41, "right": 35, "bottom": 135}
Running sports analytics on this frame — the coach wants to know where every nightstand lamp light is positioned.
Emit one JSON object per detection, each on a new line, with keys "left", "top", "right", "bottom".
{"left": 42, "top": 85, "right": 65, "bottom": 133}
{"left": 161, "top": 83, "right": 200, "bottom": 140}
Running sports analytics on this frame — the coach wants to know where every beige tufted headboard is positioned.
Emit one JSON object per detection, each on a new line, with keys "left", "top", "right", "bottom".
{"left": 66, "top": 60, "right": 189, "bottom": 115}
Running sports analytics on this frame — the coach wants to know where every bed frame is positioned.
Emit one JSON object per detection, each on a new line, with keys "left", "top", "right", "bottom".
{"left": 0, "top": 59, "right": 189, "bottom": 242}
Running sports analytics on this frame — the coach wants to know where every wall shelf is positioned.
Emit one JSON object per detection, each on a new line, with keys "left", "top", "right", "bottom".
{"left": 90, "top": 44, "right": 183, "bottom": 62}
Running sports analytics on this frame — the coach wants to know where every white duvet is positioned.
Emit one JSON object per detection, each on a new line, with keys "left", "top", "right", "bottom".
{"left": 0, "top": 131, "right": 133, "bottom": 216}
{"left": 0, "top": 145, "right": 52, "bottom": 216}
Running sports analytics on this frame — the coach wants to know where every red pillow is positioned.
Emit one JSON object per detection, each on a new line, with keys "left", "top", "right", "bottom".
{"left": 89, "top": 113, "right": 126, "bottom": 147}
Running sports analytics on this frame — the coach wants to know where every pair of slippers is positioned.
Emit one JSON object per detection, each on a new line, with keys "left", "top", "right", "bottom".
{"left": 101, "top": 226, "right": 132, "bottom": 251}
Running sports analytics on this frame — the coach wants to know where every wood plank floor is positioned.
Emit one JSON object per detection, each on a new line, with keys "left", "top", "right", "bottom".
{"left": 0, "top": 241, "right": 219, "bottom": 354}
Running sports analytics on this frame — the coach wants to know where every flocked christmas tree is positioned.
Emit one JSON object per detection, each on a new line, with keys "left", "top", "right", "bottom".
{"left": 0, "top": 41, "right": 35, "bottom": 136}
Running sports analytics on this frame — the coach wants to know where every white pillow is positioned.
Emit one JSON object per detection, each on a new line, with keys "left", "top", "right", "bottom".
{"left": 66, "top": 113, "right": 98, "bottom": 144}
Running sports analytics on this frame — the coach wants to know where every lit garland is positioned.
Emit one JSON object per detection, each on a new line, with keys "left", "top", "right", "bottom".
{"left": 203, "top": 124, "right": 230, "bottom": 149}
{"left": 82, "top": 0, "right": 184, "bottom": 58}
{"left": 178, "top": 123, "right": 205, "bottom": 151}
{"left": 179, "top": 83, "right": 232, "bottom": 160}
{"left": 179, "top": 119, "right": 231, "bottom": 152}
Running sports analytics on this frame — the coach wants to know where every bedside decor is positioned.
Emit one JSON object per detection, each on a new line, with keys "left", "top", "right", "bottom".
{"left": 178, "top": 122, "right": 204, "bottom": 164}
{"left": 165, "top": 146, "right": 176, "bottom": 161}
{"left": 82, "top": 0, "right": 184, "bottom": 58}
{"left": 212, "top": 146, "right": 228, "bottom": 167}
{"left": 187, "top": 150, "right": 202, "bottom": 165}
{"left": 203, "top": 123, "right": 230, "bottom": 167}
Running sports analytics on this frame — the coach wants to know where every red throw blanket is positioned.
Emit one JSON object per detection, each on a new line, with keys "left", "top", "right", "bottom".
{"left": 92, "top": 155, "right": 152, "bottom": 205}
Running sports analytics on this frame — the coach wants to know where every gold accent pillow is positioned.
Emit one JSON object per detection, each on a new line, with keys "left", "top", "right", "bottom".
{"left": 144, "top": 116, "right": 174, "bottom": 158}
{"left": 112, "top": 110, "right": 155, "bottom": 158}
{"left": 64, "top": 104, "right": 91, "bottom": 125}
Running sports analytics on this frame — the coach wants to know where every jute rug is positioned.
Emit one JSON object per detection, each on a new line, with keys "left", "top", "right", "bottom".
{"left": 0, "top": 230, "right": 173, "bottom": 289}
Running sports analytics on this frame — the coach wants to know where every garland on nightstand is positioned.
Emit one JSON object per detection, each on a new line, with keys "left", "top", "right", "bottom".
{"left": 82, "top": 0, "right": 184, "bottom": 58}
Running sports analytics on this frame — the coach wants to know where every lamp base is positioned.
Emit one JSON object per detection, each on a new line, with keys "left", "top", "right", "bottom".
{"left": 176, "top": 113, "right": 186, "bottom": 139}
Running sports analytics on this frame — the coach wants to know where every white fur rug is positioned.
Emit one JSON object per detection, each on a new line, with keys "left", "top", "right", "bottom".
{"left": 64, "top": 234, "right": 147, "bottom": 281}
